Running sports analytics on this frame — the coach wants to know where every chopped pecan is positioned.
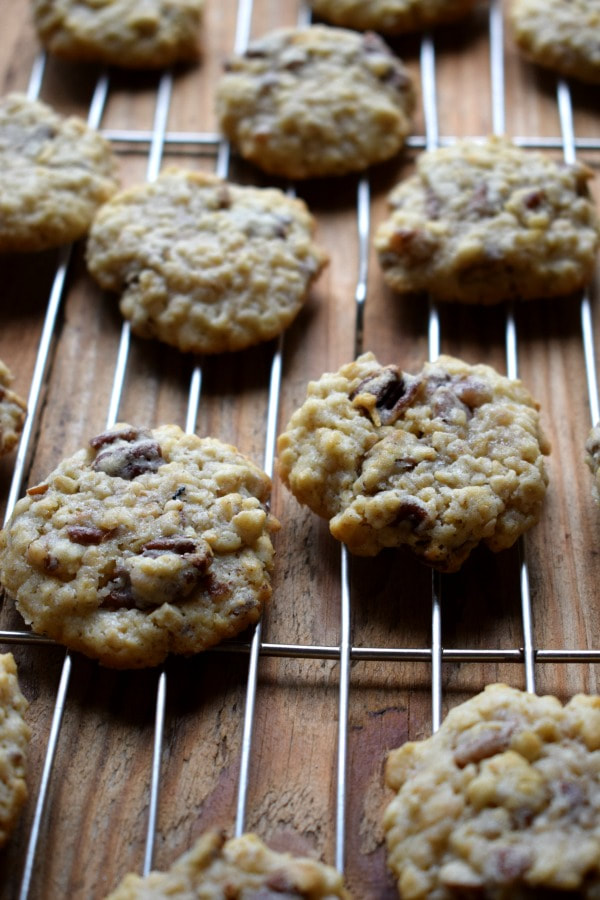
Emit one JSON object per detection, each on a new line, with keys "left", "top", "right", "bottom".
{"left": 92, "top": 435, "right": 163, "bottom": 480}
{"left": 67, "top": 525, "right": 115, "bottom": 545}
{"left": 26, "top": 482, "right": 49, "bottom": 496}
{"left": 454, "top": 722, "right": 514, "bottom": 768}
{"left": 89, "top": 426, "right": 145, "bottom": 450}
{"left": 524, "top": 190, "right": 544, "bottom": 210}
{"left": 388, "top": 228, "right": 436, "bottom": 263}
{"left": 467, "top": 181, "right": 500, "bottom": 217}
{"left": 101, "top": 569, "right": 137, "bottom": 610}
{"left": 491, "top": 846, "right": 532, "bottom": 883}
{"left": 393, "top": 499, "right": 429, "bottom": 528}
{"left": 350, "top": 366, "right": 419, "bottom": 426}
{"left": 141, "top": 537, "right": 210, "bottom": 572}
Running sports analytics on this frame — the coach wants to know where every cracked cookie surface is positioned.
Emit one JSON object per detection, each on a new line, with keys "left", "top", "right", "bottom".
{"left": 32, "top": 0, "right": 204, "bottom": 69}
{"left": 0, "top": 653, "right": 30, "bottom": 848}
{"left": 375, "top": 136, "right": 599, "bottom": 304}
{"left": 276, "top": 353, "right": 549, "bottom": 572}
{"left": 215, "top": 25, "right": 415, "bottom": 179}
{"left": 0, "top": 93, "right": 119, "bottom": 252}
{"left": 384, "top": 683, "right": 600, "bottom": 899}
{"left": 0, "top": 360, "right": 26, "bottom": 458}
{"left": 309, "top": 0, "right": 479, "bottom": 34}
{"left": 0, "top": 424, "right": 279, "bottom": 668}
{"left": 106, "top": 830, "right": 350, "bottom": 899}
{"left": 509, "top": 0, "right": 600, "bottom": 85}
{"left": 86, "top": 168, "right": 328, "bottom": 354}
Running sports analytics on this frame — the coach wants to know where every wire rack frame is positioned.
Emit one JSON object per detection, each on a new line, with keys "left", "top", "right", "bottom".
{"left": 0, "top": 0, "right": 599, "bottom": 896}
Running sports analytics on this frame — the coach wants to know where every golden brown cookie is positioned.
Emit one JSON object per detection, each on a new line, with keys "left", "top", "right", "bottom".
{"left": 375, "top": 136, "right": 599, "bottom": 304}
{"left": 0, "top": 424, "right": 279, "bottom": 668}
{"left": 0, "top": 93, "right": 119, "bottom": 253}
{"left": 0, "top": 653, "right": 30, "bottom": 848}
{"left": 309, "top": 0, "right": 479, "bottom": 34}
{"left": 216, "top": 25, "right": 415, "bottom": 179}
{"left": 106, "top": 831, "right": 350, "bottom": 899}
{"left": 32, "top": 0, "right": 204, "bottom": 69}
{"left": 0, "top": 360, "right": 27, "bottom": 458}
{"left": 86, "top": 168, "right": 328, "bottom": 354}
{"left": 384, "top": 684, "right": 600, "bottom": 898}
{"left": 277, "top": 353, "right": 549, "bottom": 572}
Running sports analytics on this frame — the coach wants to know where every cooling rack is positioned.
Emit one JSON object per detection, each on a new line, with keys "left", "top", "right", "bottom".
{"left": 1, "top": 0, "right": 600, "bottom": 896}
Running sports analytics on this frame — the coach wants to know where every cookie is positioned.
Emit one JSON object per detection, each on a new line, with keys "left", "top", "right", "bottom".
{"left": 0, "top": 424, "right": 279, "bottom": 668}
{"left": 585, "top": 423, "right": 600, "bottom": 500}
{"left": 276, "top": 353, "right": 549, "bottom": 572}
{"left": 32, "top": 0, "right": 204, "bottom": 69}
{"left": 384, "top": 683, "right": 600, "bottom": 899}
{"left": 215, "top": 25, "right": 415, "bottom": 179}
{"left": 105, "top": 830, "right": 350, "bottom": 899}
{"left": 375, "top": 136, "right": 599, "bottom": 304}
{"left": 0, "top": 93, "right": 119, "bottom": 253}
{"left": 0, "top": 360, "right": 27, "bottom": 458}
{"left": 309, "top": 0, "right": 479, "bottom": 35}
{"left": 0, "top": 653, "right": 30, "bottom": 848}
{"left": 509, "top": 0, "right": 600, "bottom": 85}
{"left": 86, "top": 168, "right": 328, "bottom": 354}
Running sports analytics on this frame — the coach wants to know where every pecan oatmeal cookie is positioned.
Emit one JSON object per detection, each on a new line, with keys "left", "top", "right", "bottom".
{"left": 309, "top": 0, "right": 479, "bottom": 35}
{"left": 0, "top": 360, "right": 27, "bottom": 458}
{"left": 0, "top": 424, "right": 279, "bottom": 668}
{"left": 0, "top": 653, "right": 30, "bottom": 848}
{"left": 276, "top": 353, "right": 549, "bottom": 572}
{"left": 375, "top": 136, "right": 599, "bottom": 304}
{"left": 0, "top": 93, "right": 119, "bottom": 253}
{"left": 509, "top": 0, "right": 600, "bottom": 85}
{"left": 215, "top": 25, "right": 415, "bottom": 179}
{"left": 32, "top": 0, "right": 204, "bottom": 69}
{"left": 384, "top": 683, "right": 600, "bottom": 898}
{"left": 106, "top": 831, "right": 350, "bottom": 899}
{"left": 86, "top": 168, "right": 328, "bottom": 354}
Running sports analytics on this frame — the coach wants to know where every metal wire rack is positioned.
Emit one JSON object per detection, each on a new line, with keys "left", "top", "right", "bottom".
{"left": 1, "top": 0, "right": 600, "bottom": 896}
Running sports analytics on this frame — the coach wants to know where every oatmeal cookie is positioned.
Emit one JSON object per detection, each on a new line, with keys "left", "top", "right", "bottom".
{"left": 309, "top": 0, "right": 479, "bottom": 35}
{"left": 0, "top": 424, "right": 279, "bottom": 668}
{"left": 375, "top": 136, "right": 599, "bottom": 304}
{"left": 86, "top": 168, "right": 328, "bottom": 354}
{"left": 384, "top": 683, "right": 600, "bottom": 898}
{"left": 0, "top": 653, "right": 30, "bottom": 848}
{"left": 32, "top": 0, "right": 204, "bottom": 69}
{"left": 276, "top": 353, "right": 549, "bottom": 572}
{"left": 509, "top": 0, "right": 600, "bottom": 85}
{"left": 215, "top": 25, "right": 415, "bottom": 179}
{"left": 0, "top": 93, "right": 119, "bottom": 253}
{"left": 0, "top": 360, "right": 27, "bottom": 458}
{"left": 106, "top": 830, "right": 350, "bottom": 898}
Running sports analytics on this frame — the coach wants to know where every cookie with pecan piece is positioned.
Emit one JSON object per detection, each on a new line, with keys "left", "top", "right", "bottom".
{"left": 0, "top": 653, "right": 30, "bottom": 848}
{"left": 276, "top": 352, "right": 549, "bottom": 571}
{"left": 105, "top": 830, "right": 350, "bottom": 899}
{"left": 384, "top": 683, "right": 600, "bottom": 898}
{"left": 0, "top": 360, "right": 26, "bottom": 458}
{"left": 0, "top": 93, "right": 119, "bottom": 252}
{"left": 215, "top": 25, "right": 415, "bottom": 179}
{"left": 509, "top": 0, "right": 600, "bottom": 85}
{"left": 309, "top": 0, "right": 479, "bottom": 35}
{"left": 375, "top": 136, "right": 599, "bottom": 304}
{"left": 86, "top": 168, "right": 328, "bottom": 354}
{"left": 32, "top": 0, "right": 204, "bottom": 69}
{"left": 0, "top": 424, "right": 279, "bottom": 668}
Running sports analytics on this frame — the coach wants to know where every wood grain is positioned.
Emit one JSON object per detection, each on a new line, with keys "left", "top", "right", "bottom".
{"left": 0, "top": 0, "right": 599, "bottom": 897}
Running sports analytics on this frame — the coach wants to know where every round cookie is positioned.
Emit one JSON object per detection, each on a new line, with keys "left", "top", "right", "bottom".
{"left": 215, "top": 25, "right": 415, "bottom": 179}
{"left": 509, "top": 0, "right": 600, "bottom": 86}
{"left": 276, "top": 352, "right": 549, "bottom": 572}
{"left": 86, "top": 168, "right": 329, "bottom": 354}
{"left": 309, "top": 0, "right": 480, "bottom": 35}
{"left": 32, "top": 0, "right": 204, "bottom": 69}
{"left": 0, "top": 653, "right": 30, "bottom": 848}
{"left": 105, "top": 830, "right": 350, "bottom": 898}
{"left": 384, "top": 683, "right": 600, "bottom": 899}
{"left": 0, "top": 360, "right": 27, "bottom": 458}
{"left": 375, "top": 136, "right": 599, "bottom": 304}
{"left": 0, "top": 424, "right": 279, "bottom": 668}
{"left": 0, "top": 93, "right": 119, "bottom": 253}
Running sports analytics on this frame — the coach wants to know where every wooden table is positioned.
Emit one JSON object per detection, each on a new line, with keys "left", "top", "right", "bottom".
{"left": 1, "top": 1, "right": 599, "bottom": 897}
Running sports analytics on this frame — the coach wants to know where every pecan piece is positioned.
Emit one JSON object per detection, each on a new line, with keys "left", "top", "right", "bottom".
{"left": 393, "top": 499, "right": 429, "bottom": 528}
{"left": 491, "top": 846, "right": 532, "bottom": 883}
{"left": 454, "top": 722, "right": 515, "bottom": 768}
{"left": 67, "top": 525, "right": 115, "bottom": 545}
{"left": 26, "top": 482, "right": 49, "bottom": 496}
{"left": 92, "top": 429, "right": 163, "bottom": 480}
{"left": 351, "top": 366, "right": 420, "bottom": 426}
